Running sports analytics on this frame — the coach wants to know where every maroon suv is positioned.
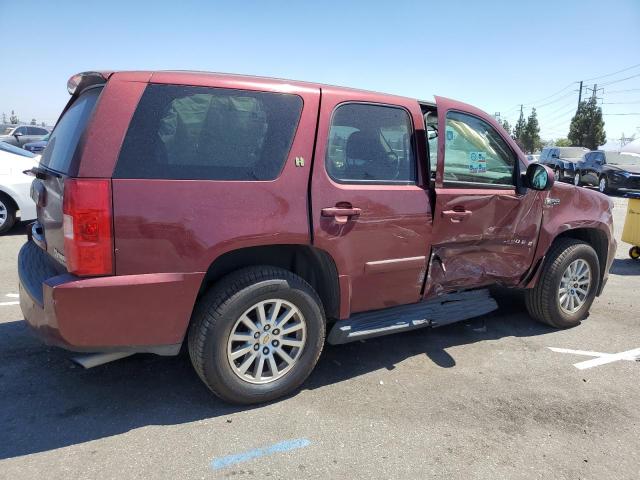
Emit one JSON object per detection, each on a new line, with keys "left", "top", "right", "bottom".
{"left": 19, "top": 71, "right": 616, "bottom": 404}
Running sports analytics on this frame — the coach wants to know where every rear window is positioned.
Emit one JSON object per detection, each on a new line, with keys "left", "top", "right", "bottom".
{"left": 114, "top": 84, "right": 303, "bottom": 180}
{"left": 40, "top": 87, "right": 102, "bottom": 173}
{"left": 558, "top": 147, "right": 588, "bottom": 158}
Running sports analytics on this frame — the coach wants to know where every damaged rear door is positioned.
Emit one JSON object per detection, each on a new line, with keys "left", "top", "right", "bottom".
{"left": 423, "top": 97, "right": 543, "bottom": 298}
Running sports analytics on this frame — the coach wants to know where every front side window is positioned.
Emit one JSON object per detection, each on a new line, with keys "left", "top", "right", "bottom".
{"left": 326, "top": 103, "right": 415, "bottom": 183}
{"left": 15, "top": 127, "right": 27, "bottom": 135}
{"left": 115, "top": 84, "right": 303, "bottom": 181}
{"left": 443, "top": 111, "right": 516, "bottom": 186}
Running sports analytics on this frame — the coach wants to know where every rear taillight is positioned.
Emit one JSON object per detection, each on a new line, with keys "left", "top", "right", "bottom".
{"left": 62, "top": 178, "right": 113, "bottom": 276}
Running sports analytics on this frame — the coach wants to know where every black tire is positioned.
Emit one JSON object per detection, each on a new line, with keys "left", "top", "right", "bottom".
{"left": 554, "top": 167, "right": 562, "bottom": 182}
{"left": 598, "top": 175, "right": 616, "bottom": 195}
{"left": 0, "top": 193, "right": 17, "bottom": 235}
{"left": 630, "top": 246, "right": 640, "bottom": 260}
{"left": 188, "top": 266, "right": 325, "bottom": 404}
{"left": 525, "top": 238, "right": 600, "bottom": 328}
{"left": 574, "top": 172, "right": 582, "bottom": 187}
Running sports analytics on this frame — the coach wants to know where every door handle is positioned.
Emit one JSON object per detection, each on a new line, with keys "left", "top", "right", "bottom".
{"left": 442, "top": 209, "right": 472, "bottom": 222}
{"left": 321, "top": 206, "right": 362, "bottom": 224}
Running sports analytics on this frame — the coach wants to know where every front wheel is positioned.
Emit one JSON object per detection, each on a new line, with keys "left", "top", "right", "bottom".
{"left": 598, "top": 176, "right": 616, "bottom": 194}
{"left": 188, "top": 266, "right": 325, "bottom": 404}
{"left": 525, "top": 238, "right": 600, "bottom": 328}
{"left": 0, "top": 194, "right": 17, "bottom": 235}
{"left": 630, "top": 246, "right": 640, "bottom": 260}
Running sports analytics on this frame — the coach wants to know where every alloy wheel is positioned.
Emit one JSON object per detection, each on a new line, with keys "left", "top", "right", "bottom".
{"left": 599, "top": 177, "right": 606, "bottom": 193}
{"left": 558, "top": 259, "right": 591, "bottom": 314}
{"left": 0, "top": 200, "right": 7, "bottom": 228}
{"left": 227, "top": 299, "right": 307, "bottom": 384}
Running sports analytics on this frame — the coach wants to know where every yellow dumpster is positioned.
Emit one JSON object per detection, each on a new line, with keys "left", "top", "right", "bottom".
{"left": 622, "top": 198, "right": 640, "bottom": 259}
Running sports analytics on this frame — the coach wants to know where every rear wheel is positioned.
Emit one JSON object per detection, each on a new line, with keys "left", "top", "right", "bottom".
{"left": 554, "top": 167, "right": 562, "bottom": 181}
{"left": 525, "top": 238, "right": 600, "bottom": 328}
{"left": 574, "top": 172, "right": 582, "bottom": 186}
{"left": 630, "top": 246, "right": 640, "bottom": 260}
{"left": 188, "top": 266, "right": 325, "bottom": 404}
{"left": 0, "top": 194, "right": 17, "bottom": 235}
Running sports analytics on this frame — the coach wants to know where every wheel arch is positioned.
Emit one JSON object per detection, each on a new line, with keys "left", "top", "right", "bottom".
{"left": 197, "top": 244, "right": 341, "bottom": 321}
{"left": 0, "top": 187, "right": 20, "bottom": 213}
{"left": 525, "top": 226, "right": 610, "bottom": 294}
{"left": 550, "top": 228, "right": 609, "bottom": 292}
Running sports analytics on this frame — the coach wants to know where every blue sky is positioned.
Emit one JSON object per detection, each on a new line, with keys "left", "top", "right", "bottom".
{"left": 1, "top": 0, "right": 639, "bottom": 144}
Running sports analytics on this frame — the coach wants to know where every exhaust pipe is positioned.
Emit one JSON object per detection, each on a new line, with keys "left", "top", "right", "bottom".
{"left": 72, "top": 352, "right": 134, "bottom": 369}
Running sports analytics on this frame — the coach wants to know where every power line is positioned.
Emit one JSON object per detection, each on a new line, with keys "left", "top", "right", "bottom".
{"left": 607, "top": 88, "right": 640, "bottom": 94}
{"left": 501, "top": 62, "right": 640, "bottom": 112}
{"left": 602, "top": 100, "right": 640, "bottom": 104}
{"left": 522, "top": 82, "right": 577, "bottom": 107}
{"left": 583, "top": 63, "right": 640, "bottom": 82}
{"left": 601, "top": 72, "right": 640, "bottom": 87}
{"left": 603, "top": 113, "right": 640, "bottom": 115}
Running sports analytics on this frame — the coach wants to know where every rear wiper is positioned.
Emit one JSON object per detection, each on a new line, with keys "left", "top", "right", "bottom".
{"left": 23, "top": 165, "right": 62, "bottom": 179}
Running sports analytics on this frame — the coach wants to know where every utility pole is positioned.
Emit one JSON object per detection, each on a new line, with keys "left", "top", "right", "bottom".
{"left": 577, "top": 80, "right": 583, "bottom": 107}
{"left": 584, "top": 83, "right": 604, "bottom": 102}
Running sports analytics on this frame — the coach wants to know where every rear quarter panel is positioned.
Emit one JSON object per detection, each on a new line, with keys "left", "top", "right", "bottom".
{"left": 110, "top": 78, "right": 321, "bottom": 275}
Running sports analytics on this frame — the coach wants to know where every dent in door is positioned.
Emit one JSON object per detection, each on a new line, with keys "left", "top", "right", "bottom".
{"left": 424, "top": 191, "right": 542, "bottom": 298}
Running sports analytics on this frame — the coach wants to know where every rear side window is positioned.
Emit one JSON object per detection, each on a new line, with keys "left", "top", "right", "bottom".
{"left": 326, "top": 103, "right": 416, "bottom": 184}
{"left": 40, "top": 87, "right": 102, "bottom": 173}
{"left": 115, "top": 84, "right": 303, "bottom": 180}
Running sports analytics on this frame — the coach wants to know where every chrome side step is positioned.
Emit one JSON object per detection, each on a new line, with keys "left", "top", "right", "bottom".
{"left": 327, "top": 289, "right": 498, "bottom": 345}
{"left": 72, "top": 352, "right": 134, "bottom": 369}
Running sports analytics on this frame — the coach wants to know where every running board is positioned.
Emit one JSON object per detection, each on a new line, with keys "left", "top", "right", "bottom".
{"left": 327, "top": 289, "right": 498, "bottom": 345}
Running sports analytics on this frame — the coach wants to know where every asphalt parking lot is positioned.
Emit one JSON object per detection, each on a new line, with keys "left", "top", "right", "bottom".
{"left": 1, "top": 197, "right": 639, "bottom": 480}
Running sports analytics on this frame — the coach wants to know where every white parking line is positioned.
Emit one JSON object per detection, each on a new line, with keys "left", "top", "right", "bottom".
{"left": 0, "top": 301, "right": 19, "bottom": 306}
{"left": 6, "top": 294, "right": 19, "bottom": 298}
{"left": 548, "top": 347, "right": 640, "bottom": 370}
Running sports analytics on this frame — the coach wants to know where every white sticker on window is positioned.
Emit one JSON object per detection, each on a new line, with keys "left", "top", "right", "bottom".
{"left": 469, "top": 151, "right": 487, "bottom": 173}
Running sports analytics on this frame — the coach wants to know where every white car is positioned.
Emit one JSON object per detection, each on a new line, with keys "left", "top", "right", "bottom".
{"left": 0, "top": 142, "right": 38, "bottom": 234}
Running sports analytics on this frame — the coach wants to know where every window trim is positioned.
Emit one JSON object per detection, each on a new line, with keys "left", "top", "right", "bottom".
{"left": 325, "top": 101, "right": 418, "bottom": 186}
{"left": 441, "top": 109, "right": 520, "bottom": 190}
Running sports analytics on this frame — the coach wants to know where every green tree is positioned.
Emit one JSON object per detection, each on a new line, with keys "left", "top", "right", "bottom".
{"left": 501, "top": 119, "right": 512, "bottom": 136}
{"left": 30, "top": 118, "right": 37, "bottom": 125}
{"left": 522, "top": 108, "right": 541, "bottom": 153}
{"left": 514, "top": 109, "right": 526, "bottom": 143}
{"left": 568, "top": 97, "right": 606, "bottom": 150}
{"left": 554, "top": 138, "right": 572, "bottom": 147}
{"left": 9, "top": 110, "right": 18, "bottom": 124}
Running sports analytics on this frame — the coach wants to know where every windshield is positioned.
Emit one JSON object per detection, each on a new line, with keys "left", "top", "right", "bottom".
{"left": 606, "top": 152, "right": 640, "bottom": 166}
{"left": 559, "top": 147, "right": 589, "bottom": 158}
{"left": 40, "top": 87, "right": 102, "bottom": 173}
{"left": 0, "top": 141, "right": 36, "bottom": 158}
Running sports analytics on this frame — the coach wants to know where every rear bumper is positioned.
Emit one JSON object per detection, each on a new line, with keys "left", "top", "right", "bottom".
{"left": 18, "top": 241, "right": 204, "bottom": 354}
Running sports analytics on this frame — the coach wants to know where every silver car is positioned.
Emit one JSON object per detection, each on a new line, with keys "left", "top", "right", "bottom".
{"left": 0, "top": 125, "right": 50, "bottom": 148}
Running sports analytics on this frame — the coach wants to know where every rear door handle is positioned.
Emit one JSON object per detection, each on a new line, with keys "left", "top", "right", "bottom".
{"left": 321, "top": 206, "right": 362, "bottom": 224}
{"left": 442, "top": 209, "right": 472, "bottom": 222}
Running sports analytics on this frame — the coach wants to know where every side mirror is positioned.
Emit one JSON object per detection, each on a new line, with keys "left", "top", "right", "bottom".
{"left": 14, "top": 132, "right": 23, "bottom": 137}
{"left": 525, "top": 163, "right": 554, "bottom": 191}
{"left": 551, "top": 153, "right": 559, "bottom": 159}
